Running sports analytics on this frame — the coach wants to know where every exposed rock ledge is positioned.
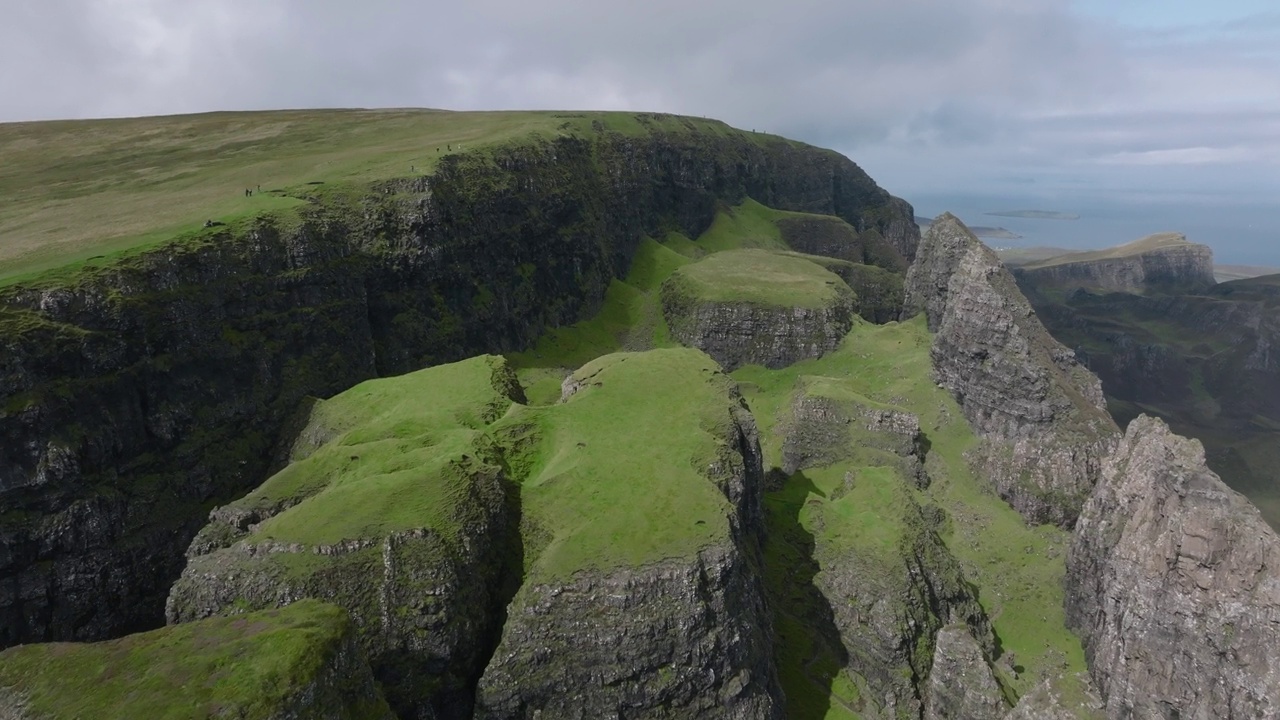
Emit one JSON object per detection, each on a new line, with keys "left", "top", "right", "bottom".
{"left": 1066, "top": 415, "right": 1280, "bottom": 719}
{"left": 901, "top": 213, "right": 1119, "bottom": 526}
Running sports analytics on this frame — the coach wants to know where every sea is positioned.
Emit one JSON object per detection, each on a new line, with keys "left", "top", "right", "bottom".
{"left": 909, "top": 193, "right": 1280, "bottom": 267}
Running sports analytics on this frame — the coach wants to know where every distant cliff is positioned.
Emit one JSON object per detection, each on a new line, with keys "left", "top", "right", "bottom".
{"left": 0, "top": 119, "right": 918, "bottom": 648}
{"left": 1014, "top": 233, "right": 1215, "bottom": 295}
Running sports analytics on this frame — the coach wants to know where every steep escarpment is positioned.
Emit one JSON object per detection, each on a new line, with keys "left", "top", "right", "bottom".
{"left": 1014, "top": 233, "right": 1215, "bottom": 295}
{"left": 902, "top": 214, "right": 1119, "bottom": 526}
{"left": 1066, "top": 415, "right": 1280, "bottom": 719}
{"left": 167, "top": 355, "right": 524, "bottom": 719}
{"left": 0, "top": 599, "right": 393, "bottom": 720}
{"left": 475, "top": 350, "right": 781, "bottom": 717}
{"left": 1015, "top": 271, "right": 1280, "bottom": 528}
{"left": 660, "top": 249, "right": 857, "bottom": 370}
{"left": 0, "top": 116, "right": 918, "bottom": 648}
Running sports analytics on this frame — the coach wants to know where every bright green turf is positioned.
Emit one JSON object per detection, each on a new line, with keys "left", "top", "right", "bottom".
{"left": 497, "top": 348, "right": 741, "bottom": 579}
{"left": 0, "top": 600, "right": 389, "bottom": 720}
{"left": 733, "top": 317, "right": 1088, "bottom": 701}
{"left": 236, "top": 355, "right": 518, "bottom": 547}
{"left": 665, "top": 248, "right": 848, "bottom": 309}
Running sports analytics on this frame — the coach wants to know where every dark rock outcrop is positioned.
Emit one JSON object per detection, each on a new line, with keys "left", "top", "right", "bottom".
{"left": 780, "top": 378, "right": 928, "bottom": 487}
{"left": 1066, "top": 415, "right": 1280, "bottom": 719}
{"left": 924, "top": 624, "right": 1009, "bottom": 720}
{"left": 167, "top": 356, "right": 524, "bottom": 719}
{"left": 1014, "top": 233, "right": 1215, "bottom": 295}
{"left": 0, "top": 120, "right": 917, "bottom": 648}
{"left": 901, "top": 213, "right": 1119, "bottom": 526}
{"left": 791, "top": 253, "right": 905, "bottom": 324}
{"left": 776, "top": 214, "right": 908, "bottom": 273}
{"left": 474, "top": 351, "right": 783, "bottom": 718}
{"left": 475, "top": 543, "right": 781, "bottom": 719}
{"left": 661, "top": 252, "right": 857, "bottom": 371}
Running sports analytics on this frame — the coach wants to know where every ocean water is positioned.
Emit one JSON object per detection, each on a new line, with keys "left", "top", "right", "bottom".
{"left": 909, "top": 193, "right": 1280, "bottom": 267}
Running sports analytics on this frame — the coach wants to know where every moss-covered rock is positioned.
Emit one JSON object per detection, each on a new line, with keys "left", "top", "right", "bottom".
{"left": 0, "top": 118, "right": 917, "bottom": 648}
{"left": 167, "top": 355, "right": 525, "bottom": 719}
{"left": 0, "top": 599, "right": 392, "bottom": 720}
{"left": 475, "top": 349, "right": 782, "bottom": 717}
{"left": 660, "top": 250, "right": 857, "bottom": 370}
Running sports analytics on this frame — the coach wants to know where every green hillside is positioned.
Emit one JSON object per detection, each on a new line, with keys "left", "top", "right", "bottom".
{"left": 0, "top": 109, "right": 785, "bottom": 284}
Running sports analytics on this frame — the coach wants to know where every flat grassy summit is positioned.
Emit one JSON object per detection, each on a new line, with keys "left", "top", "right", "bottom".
{"left": 665, "top": 248, "right": 849, "bottom": 309}
{"left": 1021, "top": 232, "right": 1194, "bottom": 270}
{"left": 0, "top": 109, "right": 787, "bottom": 283}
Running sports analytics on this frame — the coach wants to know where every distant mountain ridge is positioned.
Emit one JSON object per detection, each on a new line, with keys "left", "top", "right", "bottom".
{"left": 1012, "top": 232, "right": 1215, "bottom": 295}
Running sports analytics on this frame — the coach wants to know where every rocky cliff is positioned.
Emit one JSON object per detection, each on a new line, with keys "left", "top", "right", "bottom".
{"left": 1066, "top": 415, "right": 1280, "bottom": 719}
{"left": 1014, "top": 232, "right": 1215, "bottom": 295}
{"left": 0, "top": 599, "right": 393, "bottom": 719}
{"left": 0, "top": 118, "right": 918, "bottom": 648}
{"left": 901, "top": 214, "right": 1119, "bottom": 526}
{"left": 167, "top": 355, "right": 524, "bottom": 719}
{"left": 660, "top": 250, "right": 858, "bottom": 370}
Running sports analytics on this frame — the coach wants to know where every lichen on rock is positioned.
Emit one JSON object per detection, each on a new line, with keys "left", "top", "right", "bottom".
{"left": 1066, "top": 414, "right": 1280, "bottom": 719}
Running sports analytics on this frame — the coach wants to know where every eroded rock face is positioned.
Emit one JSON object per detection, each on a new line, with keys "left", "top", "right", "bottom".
{"left": 1014, "top": 234, "right": 1215, "bottom": 295}
{"left": 1002, "top": 674, "right": 1104, "bottom": 720}
{"left": 475, "top": 362, "right": 782, "bottom": 719}
{"left": 924, "top": 625, "right": 1009, "bottom": 720}
{"left": 661, "top": 281, "right": 857, "bottom": 371}
{"left": 780, "top": 381, "right": 929, "bottom": 487}
{"left": 1066, "top": 415, "right": 1280, "bottom": 719}
{"left": 776, "top": 215, "right": 908, "bottom": 272}
{"left": 814, "top": 482, "right": 993, "bottom": 718}
{"left": 475, "top": 543, "right": 780, "bottom": 719}
{"left": 902, "top": 213, "right": 1119, "bottom": 526}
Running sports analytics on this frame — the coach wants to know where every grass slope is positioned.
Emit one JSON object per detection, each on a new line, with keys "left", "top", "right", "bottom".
{"left": 233, "top": 354, "right": 520, "bottom": 548}
{"left": 0, "top": 600, "right": 388, "bottom": 720}
{"left": 665, "top": 248, "right": 848, "bottom": 309}
{"left": 497, "top": 349, "right": 742, "bottom": 580}
{"left": 734, "top": 318, "right": 1087, "bottom": 712}
{"left": 0, "top": 109, "right": 791, "bottom": 284}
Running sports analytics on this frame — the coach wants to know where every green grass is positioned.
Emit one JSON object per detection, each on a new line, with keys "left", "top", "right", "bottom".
{"left": 734, "top": 317, "right": 1088, "bottom": 700}
{"left": 666, "top": 248, "right": 849, "bottom": 309}
{"left": 0, "top": 109, "right": 789, "bottom": 284}
{"left": 232, "top": 355, "right": 519, "bottom": 547}
{"left": 497, "top": 348, "right": 742, "bottom": 580}
{"left": 0, "top": 600, "right": 389, "bottom": 720}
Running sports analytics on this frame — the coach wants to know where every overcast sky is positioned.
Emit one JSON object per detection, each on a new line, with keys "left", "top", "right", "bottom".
{"left": 3, "top": 0, "right": 1277, "bottom": 210}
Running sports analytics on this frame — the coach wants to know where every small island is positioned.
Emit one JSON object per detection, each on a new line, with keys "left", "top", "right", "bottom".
{"left": 986, "top": 210, "right": 1080, "bottom": 220}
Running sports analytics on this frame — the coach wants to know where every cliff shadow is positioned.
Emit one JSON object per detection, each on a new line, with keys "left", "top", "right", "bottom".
{"left": 762, "top": 469, "right": 853, "bottom": 719}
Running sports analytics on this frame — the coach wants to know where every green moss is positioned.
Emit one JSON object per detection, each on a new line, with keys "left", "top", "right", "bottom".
{"left": 0, "top": 600, "right": 390, "bottom": 720}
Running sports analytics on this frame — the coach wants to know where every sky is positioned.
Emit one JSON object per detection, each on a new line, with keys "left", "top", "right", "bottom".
{"left": 2, "top": 1, "right": 1277, "bottom": 257}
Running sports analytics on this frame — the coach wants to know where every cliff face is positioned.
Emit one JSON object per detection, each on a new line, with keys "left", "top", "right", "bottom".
{"left": 1014, "top": 233, "right": 1215, "bottom": 295}
{"left": 1014, "top": 272, "right": 1280, "bottom": 529}
{"left": 1066, "top": 415, "right": 1280, "bottom": 719}
{"left": 0, "top": 123, "right": 917, "bottom": 648}
{"left": 901, "top": 214, "right": 1119, "bottom": 526}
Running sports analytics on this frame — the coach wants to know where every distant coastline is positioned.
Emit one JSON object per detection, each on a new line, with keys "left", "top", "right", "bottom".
{"left": 986, "top": 210, "right": 1080, "bottom": 220}
{"left": 915, "top": 216, "right": 1021, "bottom": 240}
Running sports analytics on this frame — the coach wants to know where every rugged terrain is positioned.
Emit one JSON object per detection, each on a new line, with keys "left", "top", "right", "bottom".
{"left": 1013, "top": 240, "right": 1280, "bottom": 528}
{"left": 1013, "top": 232, "right": 1215, "bottom": 295}
{"left": 2, "top": 110, "right": 1279, "bottom": 719}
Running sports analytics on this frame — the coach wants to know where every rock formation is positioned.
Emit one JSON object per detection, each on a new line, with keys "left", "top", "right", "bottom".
{"left": 474, "top": 350, "right": 783, "bottom": 717}
{"left": 924, "top": 625, "right": 1009, "bottom": 720}
{"left": 167, "top": 355, "right": 524, "bottom": 719}
{"left": 1066, "top": 415, "right": 1280, "bottom": 719}
{"left": 775, "top": 214, "right": 908, "bottom": 273}
{"left": 901, "top": 213, "right": 1119, "bottom": 526}
{"left": 0, "top": 120, "right": 918, "bottom": 649}
{"left": 661, "top": 250, "right": 857, "bottom": 371}
{"left": 1014, "top": 233, "right": 1215, "bottom": 295}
